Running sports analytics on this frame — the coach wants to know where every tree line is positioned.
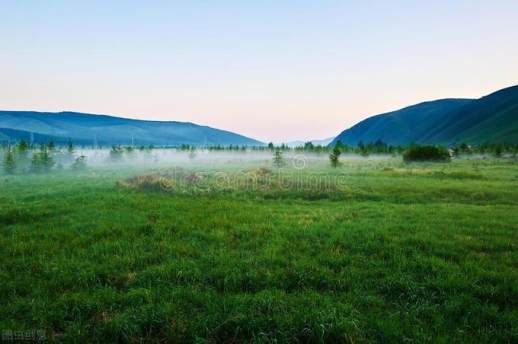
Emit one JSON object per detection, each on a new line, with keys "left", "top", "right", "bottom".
{"left": 0, "top": 140, "right": 86, "bottom": 175}
{"left": 2, "top": 139, "right": 517, "bottom": 174}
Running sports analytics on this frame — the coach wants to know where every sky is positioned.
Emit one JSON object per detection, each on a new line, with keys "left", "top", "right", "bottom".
{"left": 1, "top": 1, "right": 517, "bottom": 142}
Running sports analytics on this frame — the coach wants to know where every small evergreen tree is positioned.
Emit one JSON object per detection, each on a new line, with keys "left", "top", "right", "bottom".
{"left": 304, "top": 141, "right": 314, "bottom": 151}
{"left": 18, "top": 140, "right": 29, "bottom": 154}
{"left": 273, "top": 148, "right": 284, "bottom": 167}
{"left": 14, "top": 140, "right": 31, "bottom": 173}
{"left": 31, "top": 145, "right": 55, "bottom": 173}
{"left": 494, "top": 145, "right": 503, "bottom": 157}
{"left": 67, "top": 139, "right": 75, "bottom": 154}
{"left": 188, "top": 148, "right": 197, "bottom": 160}
{"left": 329, "top": 145, "right": 341, "bottom": 167}
{"left": 3, "top": 146, "right": 16, "bottom": 174}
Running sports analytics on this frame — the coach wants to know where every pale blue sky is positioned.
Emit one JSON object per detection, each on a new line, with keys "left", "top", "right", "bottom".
{"left": 1, "top": 1, "right": 517, "bottom": 142}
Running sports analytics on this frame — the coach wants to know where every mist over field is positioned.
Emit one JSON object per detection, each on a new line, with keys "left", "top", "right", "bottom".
{"left": 1, "top": 145, "right": 394, "bottom": 173}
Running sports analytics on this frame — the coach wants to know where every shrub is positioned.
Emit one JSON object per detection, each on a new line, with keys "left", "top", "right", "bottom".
{"left": 256, "top": 167, "right": 273, "bottom": 177}
{"left": 403, "top": 145, "right": 450, "bottom": 163}
{"left": 118, "top": 175, "right": 173, "bottom": 192}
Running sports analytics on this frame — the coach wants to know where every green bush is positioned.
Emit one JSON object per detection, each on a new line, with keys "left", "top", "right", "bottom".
{"left": 403, "top": 145, "right": 450, "bottom": 163}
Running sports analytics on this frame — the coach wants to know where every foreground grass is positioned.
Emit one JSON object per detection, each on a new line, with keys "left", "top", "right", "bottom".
{"left": 0, "top": 157, "right": 517, "bottom": 343}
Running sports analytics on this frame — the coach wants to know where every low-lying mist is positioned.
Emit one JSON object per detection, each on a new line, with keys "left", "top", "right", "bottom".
{"left": 0, "top": 146, "right": 394, "bottom": 176}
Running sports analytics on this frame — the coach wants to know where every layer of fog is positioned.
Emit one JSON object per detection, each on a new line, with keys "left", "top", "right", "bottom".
{"left": 74, "top": 148, "right": 389, "bottom": 169}
{"left": 0, "top": 147, "right": 397, "bottom": 176}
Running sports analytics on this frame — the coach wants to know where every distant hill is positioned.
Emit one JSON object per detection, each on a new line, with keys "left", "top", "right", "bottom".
{"left": 0, "top": 111, "right": 263, "bottom": 146}
{"left": 0, "top": 128, "right": 91, "bottom": 145}
{"left": 331, "top": 85, "right": 518, "bottom": 146}
{"left": 282, "top": 137, "right": 335, "bottom": 148}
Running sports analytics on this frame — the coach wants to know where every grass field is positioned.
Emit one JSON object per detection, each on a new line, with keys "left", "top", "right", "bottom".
{"left": 1, "top": 152, "right": 517, "bottom": 343}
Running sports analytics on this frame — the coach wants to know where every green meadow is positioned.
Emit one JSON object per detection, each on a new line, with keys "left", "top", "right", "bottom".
{"left": 1, "top": 152, "right": 517, "bottom": 343}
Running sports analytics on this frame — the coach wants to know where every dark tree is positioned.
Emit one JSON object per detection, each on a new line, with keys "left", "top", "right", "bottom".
{"left": 3, "top": 146, "right": 16, "bottom": 174}
{"left": 329, "top": 145, "right": 341, "bottom": 167}
{"left": 31, "top": 146, "right": 55, "bottom": 173}
{"left": 18, "top": 140, "right": 29, "bottom": 154}
{"left": 273, "top": 148, "right": 284, "bottom": 167}
{"left": 304, "top": 141, "right": 314, "bottom": 151}
{"left": 67, "top": 139, "right": 75, "bottom": 154}
{"left": 494, "top": 145, "right": 503, "bottom": 157}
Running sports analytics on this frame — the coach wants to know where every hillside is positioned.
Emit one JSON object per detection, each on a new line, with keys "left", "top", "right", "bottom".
{"left": 420, "top": 85, "right": 518, "bottom": 144}
{"left": 331, "top": 85, "right": 518, "bottom": 146}
{"left": 0, "top": 111, "right": 263, "bottom": 146}
{"left": 0, "top": 128, "right": 91, "bottom": 145}
{"left": 330, "top": 99, "right": 472, "bottom": 146}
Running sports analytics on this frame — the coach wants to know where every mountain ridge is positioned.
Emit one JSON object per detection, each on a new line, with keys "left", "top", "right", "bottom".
{"left": 0, "top": 111, "right": 263, "bottom": 146}
{"left": 331, "top": 85, "right": 518, "bottom": 146}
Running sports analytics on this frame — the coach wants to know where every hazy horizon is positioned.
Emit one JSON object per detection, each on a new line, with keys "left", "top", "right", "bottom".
{"left": 2, "top": 1, "right": 517, "bottom": 142}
